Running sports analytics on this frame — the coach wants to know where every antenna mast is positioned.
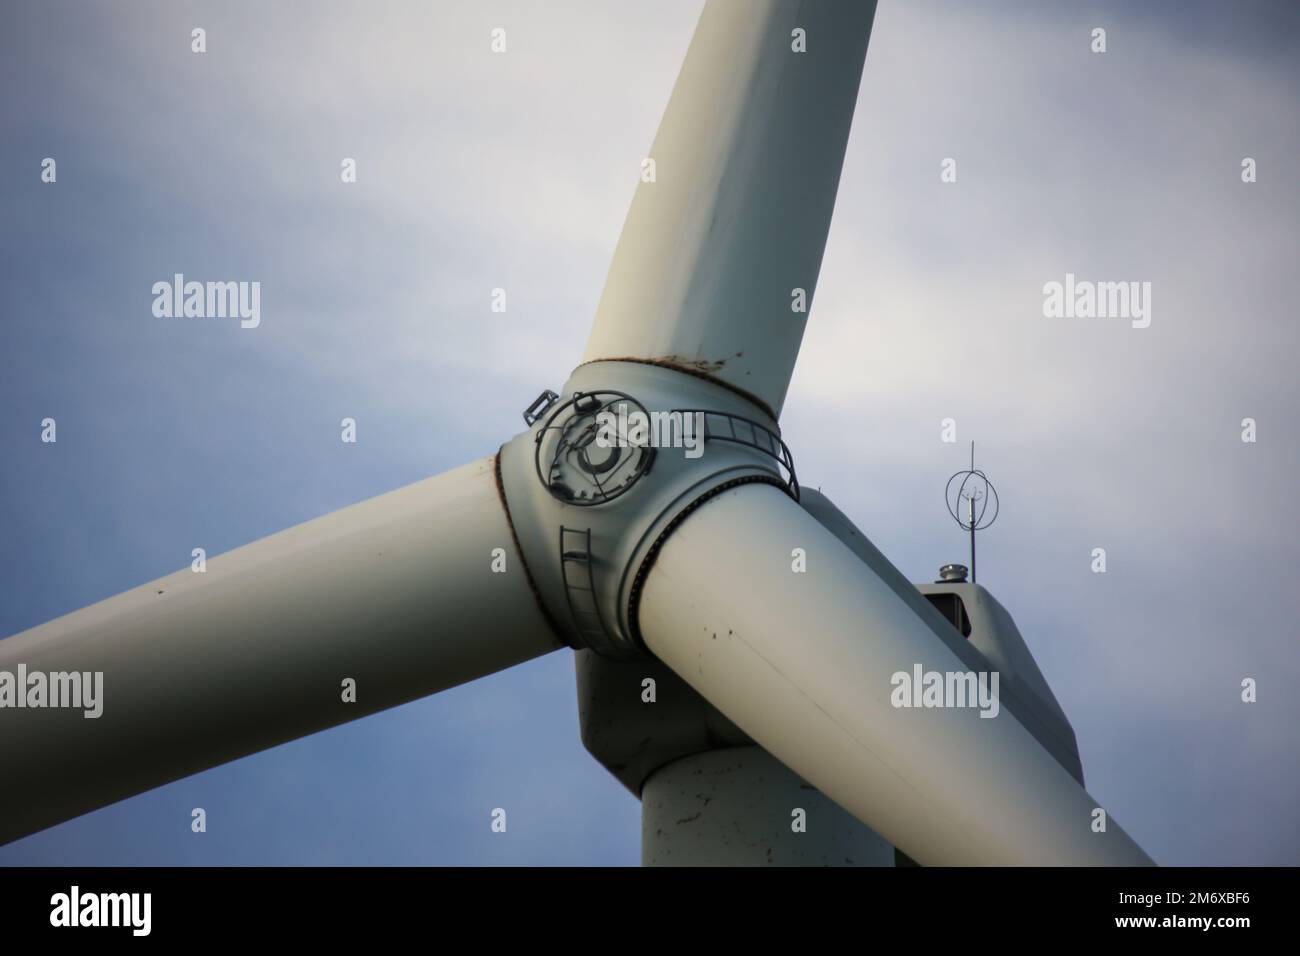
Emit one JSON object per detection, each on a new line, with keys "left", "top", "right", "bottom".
{"left": 945, "top": 441, "right": 999, "bottom": 583}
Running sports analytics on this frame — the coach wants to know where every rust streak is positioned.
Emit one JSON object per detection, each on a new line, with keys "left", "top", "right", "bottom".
{"left": 492, "top": 450, "right": 570, "bottom": 649}
{"left": 577, "top": 356, "right": 778, "bottom": 424}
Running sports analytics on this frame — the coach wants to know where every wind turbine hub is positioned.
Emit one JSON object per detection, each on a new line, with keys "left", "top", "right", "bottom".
{"left": 499, "top": 360, "right": 796, "bottom": 658}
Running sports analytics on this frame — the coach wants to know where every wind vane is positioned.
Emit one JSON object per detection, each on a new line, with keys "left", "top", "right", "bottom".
{"left": 944, "top": 442, "right": 999, "bottom": 583}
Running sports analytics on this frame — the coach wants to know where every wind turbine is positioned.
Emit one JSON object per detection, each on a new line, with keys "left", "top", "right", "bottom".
{"left": 0, "top": 0, "right": 1152, "bottom": 866}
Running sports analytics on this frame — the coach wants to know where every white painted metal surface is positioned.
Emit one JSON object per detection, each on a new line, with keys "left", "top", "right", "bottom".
{"left": 581, "top": 0, "right": 876, "bottom": 417}
{"left": 0, "top": 456, "right": 560, "bottom": 844}
{"left": 642, "top": 745, "right": 895, "bottom": 866}
{"left": 638, "top": 482, "right": 1154, "bottom": 866}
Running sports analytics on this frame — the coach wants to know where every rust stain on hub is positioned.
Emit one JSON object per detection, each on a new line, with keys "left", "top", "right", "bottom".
{"left": 578, "top": 356, "right": 778, "bottom": 423}
{"left": 492, "top": 451, "right": 570, "bottom": 649}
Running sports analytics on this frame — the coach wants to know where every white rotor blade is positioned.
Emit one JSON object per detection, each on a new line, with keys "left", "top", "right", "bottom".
{"left": 582, "top": 0, "right": 876, "bottom": 418}
{"left": 0, "top": 456, "right": 561, "bottom": 844}
{"left": 638, "top": 483, "right": 1153, "bottom": 866}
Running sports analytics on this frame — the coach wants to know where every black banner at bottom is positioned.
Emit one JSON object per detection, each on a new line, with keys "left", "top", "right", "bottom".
{"left": 0, "top": 865, "right": 1285, "bottom": 941}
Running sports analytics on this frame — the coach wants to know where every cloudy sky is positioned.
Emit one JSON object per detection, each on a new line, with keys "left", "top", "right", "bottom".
{"left": 1, "top": 0, "right": 1297, "bottom": 865}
